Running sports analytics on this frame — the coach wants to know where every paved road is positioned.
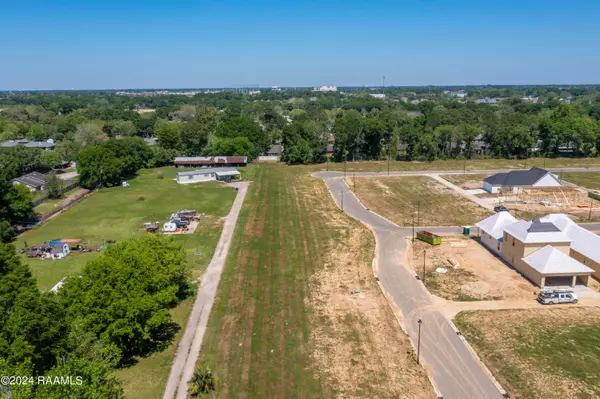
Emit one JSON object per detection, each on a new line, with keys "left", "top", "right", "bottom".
{"left": 163, "top": 182, "right": 249, "bottom": 399}
{"left": 321, "top": 176, "right": 505, "bottom": 399}
{"left": 317, "top": 166, "right": 600, "bottom": 178}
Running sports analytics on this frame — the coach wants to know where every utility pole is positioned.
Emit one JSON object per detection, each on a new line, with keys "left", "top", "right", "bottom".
{"left": 463, "top": 158, "right": 467, "bottom": 175}
{"left": 388, "top": 151, "right": 391, "bottom": 176}
{"left": 353, "top": 173, "right": 356, "bottom": 191}
{"left": 326, "top": 156, "right": 329, "bottom": 171}
{"left": 341, "top": 190, "right": 344, "bottom": 212}
{"left": 422, "top": 250, "right": 426, "bottom": 283}
{"left": 99, "top": 165, "right": 103, "bottom": 189}
{"left": 417, "top": 319, "right": 423, "bottom": 364}
{"left": 524, "top": 149, "right": 528, "bottom": 169}
{"left": 412, "top": 216, "right": 415, "bottom": 242}
{"left": 417, "top": 201, "right": 420, "bottom": 226}
{"left": 589, "top": 197, "right": 594, "bottom": 221}
{"left": 344, "top": 161, "right": 347, "bottom": 179}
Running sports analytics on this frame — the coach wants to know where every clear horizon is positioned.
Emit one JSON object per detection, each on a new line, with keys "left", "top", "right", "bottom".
{"left": 1, "top": 0, "right": 599, "bottom": 90}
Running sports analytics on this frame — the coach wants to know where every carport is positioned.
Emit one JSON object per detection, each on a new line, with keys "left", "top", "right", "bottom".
{"left": 522, "top": 245, "right": 593, "bottom": 288}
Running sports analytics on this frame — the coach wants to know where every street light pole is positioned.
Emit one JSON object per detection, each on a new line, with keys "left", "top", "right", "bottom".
{"left": 353, "top": 173, "right": 356, "bottom": 191}
{"left": 344, "top": 161, "right": 347, "bottom": 179}
{"left": 341, "top": 190, "right": 344, "bottom": 212}
{"left": 417, "top": 201, "right": 420, "bottom": 226}
{"left": 589, "top": 197, "right": 594, "bottom": 221}
{"left": 417, "top": 319, "right": 423, "bottom": 364}
{"left": 423, "top": 250, "right": 426, "bottom": 283}
{"left": 412, "top": 216, "right": 415, "bottom": 242}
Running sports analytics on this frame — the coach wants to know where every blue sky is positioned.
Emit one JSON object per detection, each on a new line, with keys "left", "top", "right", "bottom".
{"left": 0, "top": 0, "right": 599, "bottom": 89}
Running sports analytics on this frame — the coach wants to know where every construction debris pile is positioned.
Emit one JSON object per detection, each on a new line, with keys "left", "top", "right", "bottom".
{"left": 24, "top": 238, "right": 116, "bottom": 260}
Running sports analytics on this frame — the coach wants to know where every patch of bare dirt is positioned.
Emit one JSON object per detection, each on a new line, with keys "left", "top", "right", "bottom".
{"left": 307, "top": 180, "right": 434, "bottom": 398}
{"left": 411, "top": 236, "right": 536, "bottom": 301}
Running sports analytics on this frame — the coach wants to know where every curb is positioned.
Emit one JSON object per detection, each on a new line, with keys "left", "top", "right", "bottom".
{"left": 446, "top": 319, "right": 508, "bottom": 397}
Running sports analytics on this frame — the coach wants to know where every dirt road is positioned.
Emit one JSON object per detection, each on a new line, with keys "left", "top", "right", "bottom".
{"left": 162, "top": 182, "right": 249, "bottom": 399}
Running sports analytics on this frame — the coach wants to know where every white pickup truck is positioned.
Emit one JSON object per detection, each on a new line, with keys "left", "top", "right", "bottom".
{"left": 537, "top": 288, "right": 578, "bottom": 305}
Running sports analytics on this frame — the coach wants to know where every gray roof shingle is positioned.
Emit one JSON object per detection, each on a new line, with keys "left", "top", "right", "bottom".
{"left": 484, "top": 167, "right": 553, "bottom": 186}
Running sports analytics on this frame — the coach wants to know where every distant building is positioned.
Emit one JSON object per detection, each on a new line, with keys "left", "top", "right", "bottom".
{"left": 483, "top": 168, "right": 561, "bottom": 194}
{"left": 257, "top": 144, "right": 282, "bottom": 162}
{"left": 143, "top": 137, "right": 158, "bottom": 146}
{"left": 0, "top": 138, "right": 55, "bottom": 150}
{"left": 174, "top": 156, "right": 248, "bottom": 168}
{"left": 12, "top": 172, "right": 47, "bottom": 191}
{"left": 135, "top": 107, "right": 156, "bottom": 114}
{"left": 312, "top": 86, "right": 337, "bottom": 92}
{"left": 176, "top": 167, "right": 241, "bottom": 184}
{"left": 370, "top": 94, "right": 386, "bottom": 99}
{"left": 521, "top": 96, "right": 539, "bottom": 103}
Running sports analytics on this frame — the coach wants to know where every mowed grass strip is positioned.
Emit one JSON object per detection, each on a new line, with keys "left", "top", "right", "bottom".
{"left": 196, "top": 164, "right": 325, "bottom": 398}
{"left": 349, "top": 176, "right": 492, "bottom": 226}
{"left": 455, "top": 308, "right": 600, "bottom": 399}
{"left": 308, "top": 157, "right": 600, "bottom": 173}
{"left": 562, "top": 172, "right": 600, "bottom": 190}
{"left": 196, "top": 164, "right": 433, "bottom": 398}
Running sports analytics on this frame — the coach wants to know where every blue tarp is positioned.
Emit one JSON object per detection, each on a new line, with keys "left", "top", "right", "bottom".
{"left": 48, "top": 239, "right": 62, "bottom": 245}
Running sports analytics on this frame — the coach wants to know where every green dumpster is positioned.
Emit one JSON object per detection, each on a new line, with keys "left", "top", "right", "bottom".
{"left": 463, "top": 226, "right": 471, "bottom": 236}
{"left": 417, "top": 231, "right": 442, "bottom": 245}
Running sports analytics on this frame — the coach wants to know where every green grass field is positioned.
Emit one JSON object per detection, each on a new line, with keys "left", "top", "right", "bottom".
{"left": 16, "top": 167, "right": 236, "bottom": 292}
{"left": 562, "top": 172, "right": 600, "bottom": 190}
{"left": 33, "top": 186, "right": 85, "bottom": 215}
{"left": 309, "top": 157, "right": 600, "bottom": 173}
{"left": 455, "top": 308, "right": 600, "bottom": 399}
{"left": 195, "top": 164, "right": 432, "bottom": 398}
{"left": 15, "top": 166, "right": 238, "bottom": 399}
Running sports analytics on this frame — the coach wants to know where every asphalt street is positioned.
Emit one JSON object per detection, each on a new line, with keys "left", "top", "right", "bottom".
{"left": 320, "top": 174, "right": 505, "bottom": 399}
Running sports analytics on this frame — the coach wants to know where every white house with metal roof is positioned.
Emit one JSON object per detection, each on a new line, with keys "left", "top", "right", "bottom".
{"left": 540, "top": 214, "right": 600, "bottom": 279}
{"left": 476, "top": 212, "right": 597, "bottom": 287}
{"left": 475, "top": 211, "right": 517, "bottom": 255}
{"left": 483, "top": 167, "right": 561, "bottom": 193}
{"left": 176, "top": 167, "right": 240, "bottom": 184}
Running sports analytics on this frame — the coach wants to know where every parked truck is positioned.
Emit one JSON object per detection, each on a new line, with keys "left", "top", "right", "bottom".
{"left": 537, "top": 288, "right": 578, "bottom": 305}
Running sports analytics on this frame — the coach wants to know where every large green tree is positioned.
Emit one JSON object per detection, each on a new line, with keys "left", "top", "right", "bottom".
{"left": 154, "top": 119, "right": 181, "bottom": 150}
{"left": 76, "top": 146, "right": 123, "bottom": 188}
{"left": 57, "top": 236, "right": 189, "bottom": 362}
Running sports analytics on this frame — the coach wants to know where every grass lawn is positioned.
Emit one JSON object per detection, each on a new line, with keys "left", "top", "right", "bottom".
{"left": 308, "top": 157, "right": 600, "bottom": 173}
{"left": 349, "top": 176, "right": 492, "bottom": 226}
{"left": 16, "top": 167, "right": 236, "bottom": 291}
{"left": 33, "top": 186, "right": 84, "bottom": 215}
{"left": 441, "top": 174, "right": 491, "bottom": 189}
{"left": 195, "top": 164, "right": 432, "bottom": 398}
{"left": 15, "top": 166, "right": 239, "bottom": 399}
{"left": 455, "top": 308, "right": 600, "bottom": 399}
{"left": 562, "top": 172, "right": 600, "bottom": 190}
